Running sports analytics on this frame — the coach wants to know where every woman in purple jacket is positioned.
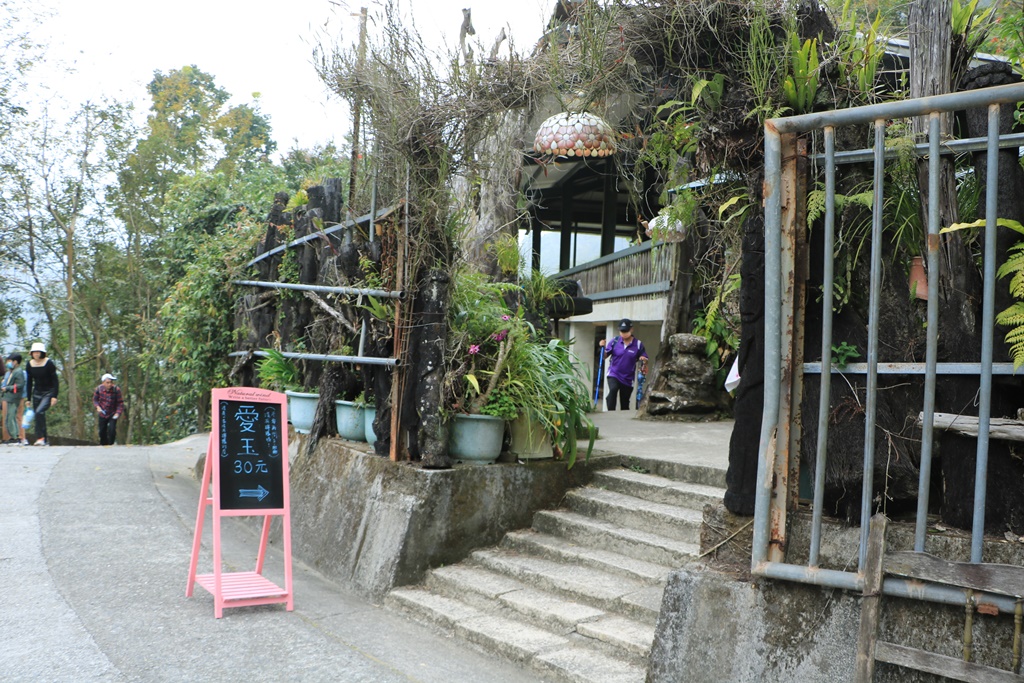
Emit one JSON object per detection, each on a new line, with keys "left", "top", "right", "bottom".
{"left": 599, "top": 319, "right": 648, "bottom": 411}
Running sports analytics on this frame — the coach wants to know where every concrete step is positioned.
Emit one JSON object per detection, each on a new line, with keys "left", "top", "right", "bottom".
{"left": 501, "top": 529, "right": 673, "bottom": 584}
{"left": 423, "top": 560, "right": 652, "bottom": 666}
{"left": 613, "top": 454, "right": 727, "bottom": 488}
{"left": 593, "top": 468, "right": 725, "bottom": 510}
{"left": 565, "top": 487, "right": 703, "bottom": 544}
{"left": 425, "top": 563, "right": 605, "bottom": 634}
{"left": 576, "top": 614, "right": 656, "bottom": 659}
{"left": 470, "top": 547, "right": 663, "bottom": 623}
{"left": 386, "top": 586, "right": 483, "bottom": 630}
{"left": 456, "top": 613, "right": 569, "bottom": 667}
{"left": 532, "top": 509, "right": 699, "bottom": 567}
{"left": 535, "top": 646, "right": 647, "bottom": 683}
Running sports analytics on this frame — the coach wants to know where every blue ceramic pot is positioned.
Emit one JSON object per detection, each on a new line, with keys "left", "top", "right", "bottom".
{"left": 364, "top": 406, "right": 378, "bottom": 445}
{"left": 449, "top": 414, "right": 504, "bottom": 465}
{"left": 334, "top": 400, "right": 366, "bottom": 441}
{"left": 285, "top": 391, "right": 319, "bottom": 434}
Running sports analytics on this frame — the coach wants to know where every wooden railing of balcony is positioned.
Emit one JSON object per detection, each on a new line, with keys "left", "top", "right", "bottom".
{"left": 554, "top": 241, "right": 679, "bottom": 302}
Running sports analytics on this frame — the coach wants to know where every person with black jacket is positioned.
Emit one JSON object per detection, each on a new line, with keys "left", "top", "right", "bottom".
{"left": 25, "top": 342, "right": 58, "bottom": 446}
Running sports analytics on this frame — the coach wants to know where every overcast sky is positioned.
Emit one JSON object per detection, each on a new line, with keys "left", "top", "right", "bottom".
{"left": 32, "top": 0, "right": 553, "bottom": 153}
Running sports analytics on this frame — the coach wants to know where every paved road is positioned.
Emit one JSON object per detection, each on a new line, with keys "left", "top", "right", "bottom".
{"left": 0, "top": 438, "right": 541, "bottom": 683}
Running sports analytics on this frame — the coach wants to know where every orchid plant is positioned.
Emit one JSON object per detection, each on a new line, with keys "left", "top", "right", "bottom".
{"left": 446, "top": 271, "right": 594, "bottom": 466}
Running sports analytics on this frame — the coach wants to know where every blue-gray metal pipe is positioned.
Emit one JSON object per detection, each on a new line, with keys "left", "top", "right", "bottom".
{"left": 801, "top": 361, "right": 1019, "bottom": 375}
{"left": 753, "top": 127, "right": 784, "bottom": 570}
{"left": 809, "top": 127, "right": 837, "bottom": 568}
{"left": 770, "top": 82, "right": 1024, "bottom": 135}
{"left": 755, "top": 560, "right": 863, "bottom": 591}
{"left": 755, "top": 561, "right": 1021, "bottom": 613}
{"left": 915, "top": 113, "right": 942, "bottom": 553}
{"left": 229, "top": 350, "right": 399, "bottom": 367}
{"left": 883, "top": 575, "right": 1019, "bottom": 614}
{"left": 246, "top": 205, "right": 397, "bottom": 267}
{"left": 809, "top": 131, "right": 1024, "bottom": 166}
{"left": 233, "top": 280, "right": 404, "bottom": 300}
{"left": 858, "top": 120, "right": 886, "bottom": 571}
{"left": 972, "top": 104, "right": 1001, "bottom": 563}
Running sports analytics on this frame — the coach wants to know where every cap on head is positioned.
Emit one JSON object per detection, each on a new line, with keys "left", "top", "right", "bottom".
{"left": 101, "top": 373, "right": 117, "bottom": 382}
{"left": 618, "top": 318, "right": 633, "bottom": 332}
{"left": 30, "top": 342, "right": 46, "bottom": 355}
{"left": 6, "top": 352, "right": 21, "bottom": 362}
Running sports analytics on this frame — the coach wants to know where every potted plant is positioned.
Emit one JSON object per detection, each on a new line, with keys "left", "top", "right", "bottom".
{"left": 334, "top": 393, "right": 366, "bottom": 442}
{"left": 257, "top": 348, "right": 318, "bottom": 434}
{"left": 447, "top": 273, "right": 594, "bottom": 466}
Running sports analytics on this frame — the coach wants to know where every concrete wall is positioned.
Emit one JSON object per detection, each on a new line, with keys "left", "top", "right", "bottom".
{"left": 650, "top": 507, "right": 1024, "bottom": 682}
{"left": 286, "top": 437, "right": 610, "bottom": 600}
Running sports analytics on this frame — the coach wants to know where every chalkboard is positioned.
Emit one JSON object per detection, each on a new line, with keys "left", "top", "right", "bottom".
{"left": 217, "top": 398, "right": 285, "bottom": 510}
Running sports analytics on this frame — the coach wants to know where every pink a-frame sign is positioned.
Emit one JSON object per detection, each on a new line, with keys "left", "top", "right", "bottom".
{"left": 186, "top": 387, "right": 294, "bottom": 618}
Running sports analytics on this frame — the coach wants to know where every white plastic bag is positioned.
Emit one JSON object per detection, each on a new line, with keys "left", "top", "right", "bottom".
{"left": 724, "top": 357, "right": 741, "bottom": 393}
{"left": 21, "top": 407, "right": 34, "bottom": 430}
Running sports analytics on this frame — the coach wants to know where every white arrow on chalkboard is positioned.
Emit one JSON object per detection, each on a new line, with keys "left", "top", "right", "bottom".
{"left": 238, "top": 485, "right": 270, "bottom": 502}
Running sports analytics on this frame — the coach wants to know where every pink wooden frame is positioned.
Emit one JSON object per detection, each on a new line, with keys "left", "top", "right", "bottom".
{"left": 186, "top": 387, "right": 293, "bottom": 618}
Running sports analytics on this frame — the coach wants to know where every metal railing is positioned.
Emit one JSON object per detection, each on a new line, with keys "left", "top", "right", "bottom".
{"left": 238, "top": 182, "right": 402, "bottom": 368}
{"left": 554, "top": 240, "right": 678, "bottom": 302}
{"left": 757, "top": 82, "right": 1024, "bottom": 611}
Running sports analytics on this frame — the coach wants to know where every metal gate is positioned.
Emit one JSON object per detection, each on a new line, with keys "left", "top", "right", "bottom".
{"left": 756, "top": 81, "right": 1024, "bottom": 679}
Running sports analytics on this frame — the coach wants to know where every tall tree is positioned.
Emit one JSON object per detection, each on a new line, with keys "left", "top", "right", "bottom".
{"left": 0, "top": 100, "right": 132, "bottom": 438}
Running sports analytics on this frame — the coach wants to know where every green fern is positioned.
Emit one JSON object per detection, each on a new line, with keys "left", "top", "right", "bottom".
{"left": 997, "top": 244, "right": 1024, "bottom": 369}
{"left": 997, "top": 303, "right": 1024, "bottom": 370}
{"left": 998, "top": 243, "right": 1024, "bottom": 300}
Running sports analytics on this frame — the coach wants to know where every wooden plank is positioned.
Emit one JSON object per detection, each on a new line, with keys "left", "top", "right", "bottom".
{"left": 770, "top": 131, "right": 799, "bottom": 564}
{"left": 855, "top": 514, "right": 888, "bottom": 683}
{"left": 886, "top": 551, "right": 1024, "bottom": 599}
{"left": 918, "top": 412, "right": 1024, "bottom": 442}
{"left": 875, "top": 641, "right": 1022, "bottom": 683}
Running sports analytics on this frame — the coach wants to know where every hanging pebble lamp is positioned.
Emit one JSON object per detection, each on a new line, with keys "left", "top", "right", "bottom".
{"left": 532, "top": 111, "right": 617, "bottom": 158}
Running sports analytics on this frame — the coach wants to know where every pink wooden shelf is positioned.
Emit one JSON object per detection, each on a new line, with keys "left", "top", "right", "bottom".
{"left": 195, "top": 571, "right": 288, "bottom": 605}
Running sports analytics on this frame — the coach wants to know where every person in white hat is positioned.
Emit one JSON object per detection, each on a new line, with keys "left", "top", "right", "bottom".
{"left": 25, "top": 342, "right": 58, "bottom": 446}
{"left": 92, "top": 373, "right": 124, "bottom": 446}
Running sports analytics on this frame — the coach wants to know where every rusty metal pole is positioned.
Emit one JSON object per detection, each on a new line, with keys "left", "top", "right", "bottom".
{"left": 769, "top": 132, "right": 799, "bottom": 563}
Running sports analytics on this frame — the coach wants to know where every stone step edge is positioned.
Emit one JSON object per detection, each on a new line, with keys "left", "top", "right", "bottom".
{"left": 612, "top": 454, "right": 727, "bottom": 487}
{"left": 531, "top": 509, "right": 700, "bottom": 565}
{"left": 593, "top": 468, "right": 727, "bottom": 501}
{"left": 427, "top": 557, "right": 657, "bottom": 652}
{"left": 501, "top": 528, "right": 674, "bottom": 584}
{"left": 387, "top": 585, "right": 652, "bottom": 674}
{"left": 568, "top": 487, "right": 705, "bottom": 524}
{"left": 469, "top": 547, "right": 662, "bottom": 623}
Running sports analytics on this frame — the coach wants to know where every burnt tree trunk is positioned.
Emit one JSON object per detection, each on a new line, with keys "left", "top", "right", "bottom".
{"left": 724, "top": 187, "right": 765, "bottom": 516}
{"left": 410, "top": 269, "right": 451, "bottom": 468}
{"left": 234, "top": 192, "right": 290, "bottom": 387}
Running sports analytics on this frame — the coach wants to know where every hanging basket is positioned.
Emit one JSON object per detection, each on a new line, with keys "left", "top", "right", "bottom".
{"left": 533, "top": 111, "right": 617, "bottom": 158}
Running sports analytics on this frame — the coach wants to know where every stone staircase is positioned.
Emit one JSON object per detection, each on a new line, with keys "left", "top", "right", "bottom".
{"left": 385, "top": 455, "right": 727, "bottom": 683}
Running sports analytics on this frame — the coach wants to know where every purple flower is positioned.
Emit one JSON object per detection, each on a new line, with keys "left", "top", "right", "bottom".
{"left": 501, "top": 315, "right": 511, "bottom": 321}
{"left": 492, "top": 330, "right": 507, "bottom": 342}
{"left": 469, "top": 344, "right": 480, "bottom": 355}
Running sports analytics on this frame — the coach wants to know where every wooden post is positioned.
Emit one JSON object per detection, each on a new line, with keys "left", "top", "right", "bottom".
{"left": 348, "top": 7, "right": 369, "bottom": 208}
{"left": 769, "top": 132, "right": 800, "bottom": 562}
{"left": 855, "top": 513, "right": 888, "bottom": 683}
{"left": 559, "top": 183, "right": 574, "bottom": 272}
{"left": 600, "top": 159, "right": 617, "bottom": 256}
